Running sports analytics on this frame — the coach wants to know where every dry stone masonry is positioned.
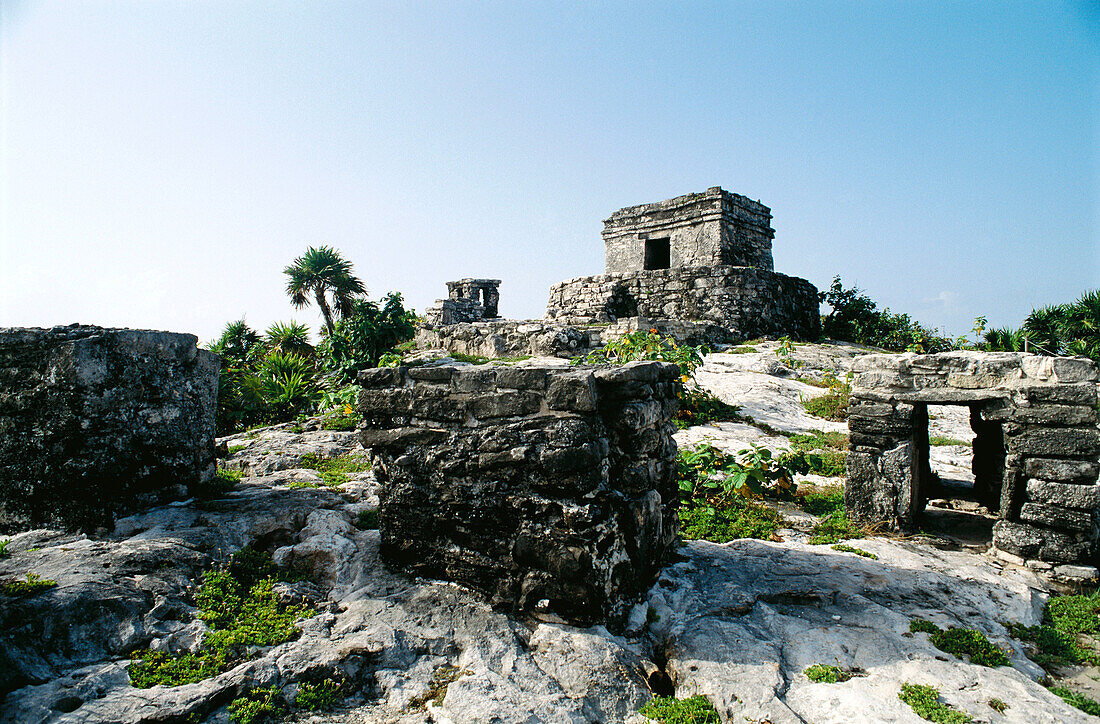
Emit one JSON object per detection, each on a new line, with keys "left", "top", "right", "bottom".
{"left": 357, "top": 360, "right": 680, "bottom": 627}
{"left": 418, "top": 188, "right": 821, "bottom": 357}
{"left": 0, "top": 325, "right": 219, "bottom": 533}
{"left": 845, "top": 351, "right": 1100, "bottom": 569}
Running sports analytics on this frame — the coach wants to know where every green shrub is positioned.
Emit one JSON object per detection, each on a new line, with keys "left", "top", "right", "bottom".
{"left": 295, "top": 679, "right": 343, "bottom": 712}
{"left": 801, "top": 375, "right": 851, "bottom": 421}
{"left": 320, "top": 413, "right": 359, "bottom": 431}
{"left": 819, "top": 277, "right": 955, "bottom": 352}
{"left": 297, "top": 453, "right": 370, "bottom": 486}
{"left": 1049, "top": 686, "right": 1100, "bottom": 716}
{"left": 808, "top": 510, "right": 858, "bottom": 545}
{"left": 800, "top": 490, "right": 844, "bottom": 517}
{"left": 987, "top": 698, "right": 1007, "bottom": 713}
{"left": 229, "top": 686, "right": 288, "bottom": 724}
{"left": 577, "top": 329, "right": 703, "bottom": 378}
{"left": 0, "top": 540, "right": 9, "bottom": 558}
{"left": 354, "top": 509, "right": 379, "bottom": 530}
{"left": 832, "top": 544, "right": 877, "bottom": 559}
{"left": 0, "top": 572, "right": 57, "bottom": 597}
{"left": 898, "top": 683, "right": 972, "bottom": 723}
{"left": 678, "top": 443, "right": 797, "bottom": 504}
{"left": 1006, "top": 590, "right": 1100, "bottom": 667}
{"left": 679, "top": 500, "right": 781, "bottom": 543}
{"left": 804, "top": 663, "right": 851, "bottom": 683}
{"left": 318, "top": 294, "right": 417, "bottom": 384}
{"left": 638, "top": 695, "right": 721, "bottom": 723}
{"left": 909, "top": 620, "right": 1009, "bottom": 667}
{"left": 128, "top": 549, "right": 311, "bottom": 688}
{"left": 983, "top": 289, "right": 1100, "bottom": 361}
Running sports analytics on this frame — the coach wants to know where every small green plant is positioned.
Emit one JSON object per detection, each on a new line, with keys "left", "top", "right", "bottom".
{"left": 577, "top": 329, "right": 704, "bottom": 378}
{"left": 1006, "top": 590, "right": 1100, "bottom": 667}
{"left": 987, "top": 697, "right": 1007, "bottom": 713}
{"left": 679, "top": 500, "right": 781, "bottom": 543}
{"left": 678, "top": 443, "right": 797, "bottom": 504}
{"left": 295, "top": 679, "right": 343, "bottom": 712}
{"left": 801, "top": 373, "right": 852, "bottom": 421}
{"left": 1049, "top": 686, "right": 1100, "bottom": 716}
{"left": 228, "top": 444, "right": 248, "bottom": 454}
{"left": 229, "top": 686, "right": 288, "bottom": 724}
{"left": 320, "top": 412, "right": 360, "bottom": 431}
{"left": 0, "top": 539, "right": 9, "bottom": 557}
{"left": 354, "top": 509, "right": 379, "bottom": 530}
{"left": 675, "top": 387, "right": 746, "bottom": 428}
{"left": 194, "top": 468, "right": 242, "bottom": 498}
{"left": 775, "top": 336, "right": 802, "bottom": 369}
{"left": 0, "top": 572, "right": 57, "bottom": 597}
{"left": 638, "top": 694, "right": 721, "bottom": 723}
{"left": 929, "top": 436, "right": 970, "bottom": 447}
{"left": 808, "top": 509, "right": 858, "bottom": 545}
{"left": 286, "top": 481, "right": 321, "bottom": 489}
{"left": 909, "top": 620, "right": 1009, "bottom": 667}
{"left": 408, "top": 664, "right": 468, "bottom": 710}
{"left": 800, "top": 489, "right": 844, "bottom": 516}
{"left": 899, "top": 683, "right": 972, "bottom": 723}
{"left": 297, "top": 453, "right": 370, "bottom": 486}
{"left": 804, "top": 663, "right": 851, "bottom": 683}
{"left": 782, "top": 431, "right": 848, "bottom": 477}
{"left": 831, "top": 543, "right": 877, "bottom": 559}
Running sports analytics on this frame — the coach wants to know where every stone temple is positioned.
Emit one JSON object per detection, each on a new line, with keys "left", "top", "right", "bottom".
{"left": 419, "top": 188, "right": 821, "bottom": 357}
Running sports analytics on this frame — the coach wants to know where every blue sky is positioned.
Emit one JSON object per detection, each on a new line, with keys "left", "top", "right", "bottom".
{"left": 2, "top": 1, "right": 1097, "bottom": 344}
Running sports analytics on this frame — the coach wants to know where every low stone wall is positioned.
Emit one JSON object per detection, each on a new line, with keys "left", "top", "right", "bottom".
{"left": 846, "top": 351, "right": 1099, "bottom": 569}
{"left": 544, "top": 265, "right": 821, "bottom": 344}
{"left": 0, "top": 325, "right": 219, "bottom": 533}
{"left": 415, "top": 319, "right": 606, "bottom": 359}
{"left": 358, "top": 360, "right": 680, "bottom": 627}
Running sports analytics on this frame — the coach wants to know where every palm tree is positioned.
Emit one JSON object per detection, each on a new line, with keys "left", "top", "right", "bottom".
{"left": 283, "top": 246, "right": 366, "bottom": 334}
{"left": 264, "top": 321, "right": 314, "bottom": 358}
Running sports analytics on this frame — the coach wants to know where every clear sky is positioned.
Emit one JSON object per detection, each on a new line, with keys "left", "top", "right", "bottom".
{"left": 2, "top": 1, "right": 1097, "bottom": 344}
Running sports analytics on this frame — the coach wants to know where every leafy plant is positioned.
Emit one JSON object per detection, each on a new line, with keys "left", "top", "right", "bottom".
{"left": 1049, "top": 686, "right": 1100, "bottom": 716}
{"left": 295, "top": 679, "right": 343, "bottom": 712}
{"left": 638, "top": 695, "right": 721, "bottom": 723}
{"left": 775, "top": 336, "right": 802, "bottom": 368}
{"left": 229, "top": 686, "right": 288, "bottom": 724}
{"left": 804, "top": 663, "right": 851, "bottom": 683}
{"left": 674, "top": 387, "right": 745, "bottom": 428}
{"left": 318, "top": 293, "right": 417, "bottom": 383}
{"left": 987, "top": 697, "right": 1007, "bottom": 713}
{"left": 801, "top": 372, "right": 851, "bottom": 421}
{"left": 909, "top": 620, "right": 1009, "bottom": 667}
{"left": 819, "top": 277, "right": 955, "bottom": 352}
{"left": 0, "top": 539, "right": 9, "bottom": 558}
{"left": 577, "top": 329, "right": 703, "bottom": 378}
{"left": 678, "top": 443, "right": 796, "bottom": 504}
{"left": 0, "top": 572, "right": 57, "bottom": 597}
{"left": 264, "top": 321, "right": 314, "bottom": 358}
{"left": 898, "top": 683, "right": 972, "bottom": 723}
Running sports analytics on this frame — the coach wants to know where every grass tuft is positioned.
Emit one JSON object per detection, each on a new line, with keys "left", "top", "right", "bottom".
{"left": 229, "top": 686, "right": 288, "bottom": 724}
{"left": 929, "top": 436, "right": 971, "bottom": 447}
{"left": 831, "top": 543, "right": 877, "bottom": 559}
{"left": 898, "top": 683, "right": 973, "bottom": 723}
{"left": 638, "top": 695, "right": 721, "bottom": 723}
{"left": 1049, "top": 686, "right": 1100, "bottom": 716}
{"left": 1, "top": 572, "right": 57, "bottom": 597}
{"left": 804, "top": 663, "right": 851, "bottom": 683}
{"left": 295, "top": 679, "right": 343, "bottom": 712}
{"left": 298, "top": 453, "right": 370, "bottom": 487}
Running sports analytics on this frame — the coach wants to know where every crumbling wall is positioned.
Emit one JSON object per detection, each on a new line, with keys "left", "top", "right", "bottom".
{"left": 0, "top": 325, "right": 219, "bottom": 533}
{"left": 545, "top": 266, "right": 821, "bottom": 343}
{"left": 358, "top": 360, "right": 680, "bottom": 627}
{"left": 846, "top": 351, "right": 1099, "bottom": 569}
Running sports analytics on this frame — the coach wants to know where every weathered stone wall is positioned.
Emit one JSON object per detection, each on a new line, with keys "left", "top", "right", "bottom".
{"left": 358, "top": 360, "right": 680, "bottom": 627}
{"left": 846, "top": 351, "right": 1100, "bottom": 568}
{"left": 0, "top": 325, "right": 219, "bottom": 533}
{"left": 603, "top": 187, "right": 774, "bottom": 273}
{"left": 545, "top": 266, "right": 821, "bottom": 343}
{"left": 415, "top": 319, "right": 607, "bottom": 358}
{"left": 424, "top": 297, "right": 485, "bottom": 326}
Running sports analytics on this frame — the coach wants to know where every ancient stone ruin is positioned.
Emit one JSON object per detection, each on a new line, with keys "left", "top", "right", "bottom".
{"left": 424, "top": 278, "right": 501, "bottom": 325}
{"left": 358, "top": 360, "right": 680, "bottom": 627}
{"left": 419, "top": 187, "right": 821, "bottom": 357}
{"left": 0, "top": 324, "right": 219, "bottom": 533}
{"left": 846, "top": 351, "right": 1099, "bottom": 569}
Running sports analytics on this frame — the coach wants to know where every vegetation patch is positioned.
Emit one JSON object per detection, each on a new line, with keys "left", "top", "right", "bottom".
{"left": 808, "top": 509, "right": 859, "bottom": 545}
{"left": 638, "top": 694, "right": 721, "bottom": 723}
{"left": 1006, "top": 590, "right": 1100, "bottom": 667}
{"left": 295, "top": 678, "right": 344, "bottom": 712}
{"left": 783, "top": 430, "right": 848, "bottom": 477}
{"left": 804, "top": 663, "right": 852, "bottom": 683}
{"left": 354, "top": 509, "right": 379, "bottom": 530}
{"left": 987, "top": 697, "right": 1007, "bottom": 713}
{"left": 228, "top": 444, "right": 248, "bottom": 454}
{"left": 898, "top": 683, "right": 972, "bottom": 723}
{"left": 679, "top": 500, "right": 781, "bottom": 543}
{"left": 799, "top": 490, "right": 844, "bottom": 517}
{"left": 194, "top": 468, "right": 242, "bottom": 498}
{"left": 320, "top": 412, "right": 360, "bottom": 431}
{"left": 1049, "top": 686, "right": 1100, "bottom": 716}
{"left": 675, "top": 387, "right": 746, "bottom": 428}
{"left": 0, "top": 539, "right": 9, "bottom": 557}
{"left": 1, "top": 572, "right": 57, "bottom": 597}
{"left": 298, "top": 453, "right": 370, "bottom": 487}
{"left": 128, "top": 548, "right": 311, "bottom": 688}
{"left": 929, "top": 436, "right": 970, "bottom": 447}
{"left": 801, "top": 379, "right": 851, "bottom": 421}
{"left": 909, "top": 619, "right": 1009, "bottom": 667}
{"left": 831, "top": 543, "right": 877, "bottom": 559}
{"left": 229, "top": 686, "right": 288, "bottom": 724}
{"left": 408, "top": 664, "right": 468, "bottom": 710}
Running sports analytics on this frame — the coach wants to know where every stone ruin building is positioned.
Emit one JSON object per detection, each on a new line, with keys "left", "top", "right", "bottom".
{"left": 0, "top": 325, "right": 219, "bottom": 533}
{"left": 418, "top": 187, "right": 821, "bottom": 358}
{"left": 424, "top": 278, "right": 501, "bottom": 325}
{"left": 846, "top": 351, "right": 1100, "bottom": 571}
{"left": 358, "top": 360, "right": 680, "bottom": 627}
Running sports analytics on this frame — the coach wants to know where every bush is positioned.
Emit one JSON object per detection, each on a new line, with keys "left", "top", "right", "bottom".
{"left": 819, "top": 277, "right": 954, "bottom": 352}
{"left": 229, "top": 687, "right": 288, "bottom": 724}
{"left": 984, "top": 290, "right": 1100, "bottom": 361}
{"left": 295, "top": 679, "right": 343, "bottom": 712}
{"left": 898, "top": 683, "right": 972, "bottom": 723}
{"left": 804, "top": 663, "right": 851, "bottom": 683}
{"left": 801, "top": 373, "right": 851, "bottom": 421}
{"left": 909, "top": 620, "right": 1009, "bottom": 667}
{"left": 576, "top": 329, "right": 703, "bottom": 377}
{"left": 318, "top": 294, "right": 417, "bottom": 384}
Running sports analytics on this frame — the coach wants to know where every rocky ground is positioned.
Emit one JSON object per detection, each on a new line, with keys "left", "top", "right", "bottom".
{"left": 1, "top": 342, "right": 1096, "bottom": 723}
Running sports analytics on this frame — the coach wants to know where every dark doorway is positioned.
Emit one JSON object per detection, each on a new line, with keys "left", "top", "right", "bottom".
{"left": 644, "top": 238, "right": 671, "bottom": 270}
{"left": 913, "top": 402, "right": 1004, "bottom": 547}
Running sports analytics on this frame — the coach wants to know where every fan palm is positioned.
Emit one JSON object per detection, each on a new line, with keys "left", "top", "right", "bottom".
{"left": 284, "top": 246, "right": 366, "bottom": 334}
{"left": 264, "top": 321, "right": 314, "bottom": 358}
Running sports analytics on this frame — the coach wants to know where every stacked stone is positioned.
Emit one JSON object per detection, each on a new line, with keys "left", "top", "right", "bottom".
{"left": 423, "top": 297, "right": 485, "bottom": 326}
{"left": 415, "top": 319, "right": 602, "bottom": 359}
{"left": 358, "top": 360, "right": 680, "bottom": 627}
{"left": 0, "top": 325, "right": 219, "bottom": 533}
{"left": 846, "top": 351, "right": 1099, "bottom": 568}
{"left": 544, "top": 266, "right": 821, "bottom": 343}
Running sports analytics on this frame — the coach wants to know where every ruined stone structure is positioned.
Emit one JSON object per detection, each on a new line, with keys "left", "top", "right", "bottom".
{"left": 419, "top": 188, "right": 821, "bottom": 356}
{"left": 545, "top": 188, "right": 819, "bottom": 344}
{"left": 358, "top": 360, "right": 680, "bottom": 627}
{"left": 846, "top": 351, "right": 1100, "bottom": 568}
{"left": 424, "top": 279, "right": 501, "bottom": 326}
{"left": 0, "top": 325, "right": 219, "bottom": 533}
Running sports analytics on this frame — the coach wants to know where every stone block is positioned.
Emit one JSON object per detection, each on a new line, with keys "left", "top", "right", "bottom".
{"left": 546, "top": 372, "right": 597, "bottom": 412}
{"left": 1026, "top": 478, "right": 1100, "bottom": 510}
{"left": 495, "top": 367, "right": 549, "bottom": 391}
{"left": 1052, "top": 357, "right": 1099, "bottom": 383}
{"left": 1027, "top": 383, "right": 1097, "bottom": 406}
{"left": 0, "top": 325, "right": 218, "bottom": 533}
{"left": 469, "top": 391, "right": 543, "bottom": 419}
{"left": 358, "top": 366, "right": 406, "bottom": 388}
{"left": 1024, "top": 457, "right": 1100, "bottom": 484}
{"left": 1009, "top": 427, "right": 1100, "bottom": 458}
{"left": 1020, "top": 502, "right": 1096, "bottom": 532}
{"left": 407, "top": 366, "right": 455, "bottom": 382}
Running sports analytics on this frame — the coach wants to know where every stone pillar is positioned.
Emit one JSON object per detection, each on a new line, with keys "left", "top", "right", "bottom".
{"left": 357, "top": 360, "right": 680, "bottom": 628}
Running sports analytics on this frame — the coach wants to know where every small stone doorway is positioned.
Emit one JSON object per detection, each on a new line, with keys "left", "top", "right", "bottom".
{"left": 644, "top": 238, "right": 671, "bottom": 270}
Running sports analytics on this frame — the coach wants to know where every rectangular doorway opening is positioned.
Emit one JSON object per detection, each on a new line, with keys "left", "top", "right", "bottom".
{"left": 644, "top": 238, "right": 671, "bottom": 270}
{"left": 913, "top": 402, "right": 1004, "bottom": 547}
